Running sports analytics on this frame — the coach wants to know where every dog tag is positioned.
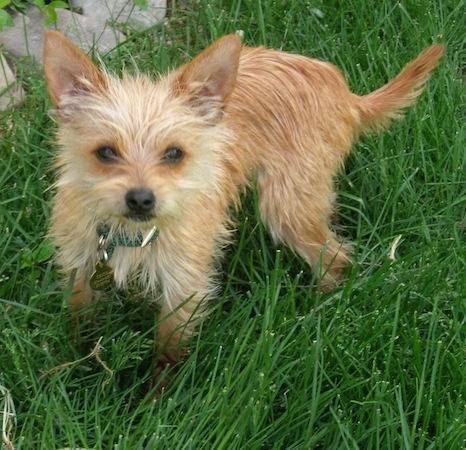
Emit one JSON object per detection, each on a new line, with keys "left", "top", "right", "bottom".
{"left": 90, "top": 260, "right": 114, "bottom": 291}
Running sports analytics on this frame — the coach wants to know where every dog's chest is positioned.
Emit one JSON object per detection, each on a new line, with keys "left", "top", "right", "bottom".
{"left": 109, "top": 246, "right": 160, "bottom": 292}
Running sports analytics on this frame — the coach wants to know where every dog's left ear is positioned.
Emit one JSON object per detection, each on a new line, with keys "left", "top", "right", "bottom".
{"left": 43, "top": 30, "right": 106, "bottom": 108}
{"left": 173, "top": 34, "right": 242, "bottom": 120}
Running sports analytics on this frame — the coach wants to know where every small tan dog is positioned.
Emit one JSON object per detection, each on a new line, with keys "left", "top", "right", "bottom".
{"left": 43, "top": 31, "right": 443, "bottom": 378}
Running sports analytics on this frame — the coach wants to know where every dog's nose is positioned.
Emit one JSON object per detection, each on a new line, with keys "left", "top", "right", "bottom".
{"left": 125, "top": 188, "right": 156, "bottom": 215}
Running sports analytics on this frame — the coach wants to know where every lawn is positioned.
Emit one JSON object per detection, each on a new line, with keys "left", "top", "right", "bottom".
{"left": 0, "top": 0, "right": 464, "bottom": 448}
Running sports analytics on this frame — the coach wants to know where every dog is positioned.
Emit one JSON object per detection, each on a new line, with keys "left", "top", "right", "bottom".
{"left": 43, "top": 30, "right": 443, "bottom": 382}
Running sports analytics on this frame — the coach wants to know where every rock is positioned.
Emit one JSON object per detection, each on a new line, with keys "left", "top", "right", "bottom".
{"left": 0, "top": 6, "right": 124, "bottom": 62}
{"left": 73, "top": 0, "right": 166, "bottom": 30}
{"left": 0, "top": 7, "right": 46, "bottom": 61}
{"left": 0, "top": 51, "right": 24, "bottom": 109}
{"left": 0, "top": 0, "right": 166, "bottom": 110}
{"left": 55, "top": 8, "right": 124, "bottom": 55}
{"left": 0, "top": 1, "right": 166, "bottom": 62}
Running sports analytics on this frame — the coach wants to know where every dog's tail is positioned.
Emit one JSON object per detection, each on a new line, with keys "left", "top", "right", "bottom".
{"left": 357, "top": 44, "right": 444, "bottom": 132}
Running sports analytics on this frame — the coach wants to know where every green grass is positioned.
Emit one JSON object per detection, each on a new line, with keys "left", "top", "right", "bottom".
{"left": 1, "top": 0, "right": 465, "bottom": 448}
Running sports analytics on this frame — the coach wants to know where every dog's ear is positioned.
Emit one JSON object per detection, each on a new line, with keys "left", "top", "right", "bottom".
{"left": 173, "top": 34, "right": 242, "bottom": 120}
{"left": 43, "top": 31, "right": 106, "bottom": 108}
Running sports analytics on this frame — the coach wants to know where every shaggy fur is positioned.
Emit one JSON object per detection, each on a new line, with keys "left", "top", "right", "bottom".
{"left": 43, "top": 31, "right": 443, "bottom": 380}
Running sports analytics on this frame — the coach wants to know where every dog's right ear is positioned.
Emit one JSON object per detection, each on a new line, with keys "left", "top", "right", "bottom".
{"left": 173, "top": 34, "right": 242, "bottom": 121}
{"left": 43, "top": 31, "right": 106, "bottom": 108}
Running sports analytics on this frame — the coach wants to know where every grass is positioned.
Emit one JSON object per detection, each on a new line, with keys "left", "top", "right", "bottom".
{"left": 1, "top": 0, "right": 465, "bottom": 448}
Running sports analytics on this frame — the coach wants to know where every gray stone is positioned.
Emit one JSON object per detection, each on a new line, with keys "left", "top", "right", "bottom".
{"left": 0, "top": 0, "right": 166, "bottom": 110}
{"left": 73, "top": 0, "right": 166, "bottom": 30}
{"left": 0, "top": 51, "right": 24, "bottom": 109}
{"left": 0, "top": 1, "right": 166, "bottom": 62}
{"left": 0, "top": 7, "right": 46, "bottom": 61}
{"left": 55, "top": 8, "right": 124, "bottom": 55}
{"left": 0, "top": 6, "right": 124, "bottom": 62}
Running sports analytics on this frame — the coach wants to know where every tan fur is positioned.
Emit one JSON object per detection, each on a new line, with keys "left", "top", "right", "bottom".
{"left": 43, "top": 31, "right": 443, "bottom": 380}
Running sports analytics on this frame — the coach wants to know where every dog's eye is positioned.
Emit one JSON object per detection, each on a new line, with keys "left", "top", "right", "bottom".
{"left": 163, "top": 146, "right": 184, "bottom": 163}
{"left": 96, "top": 146, "right": 119, "bottom": 163}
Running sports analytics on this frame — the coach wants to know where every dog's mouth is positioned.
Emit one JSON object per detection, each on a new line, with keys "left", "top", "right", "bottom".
{"left": 125, "top": 212, "right": 156, "bottom": 223}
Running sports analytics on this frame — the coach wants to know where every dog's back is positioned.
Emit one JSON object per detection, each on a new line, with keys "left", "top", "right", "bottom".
{"left": 224, "top": 42, "right": 444, "bottom": 287}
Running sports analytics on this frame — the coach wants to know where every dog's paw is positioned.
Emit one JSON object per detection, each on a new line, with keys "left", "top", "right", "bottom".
{"left": 151, "top": 361, "right": 178, "bottom": 397}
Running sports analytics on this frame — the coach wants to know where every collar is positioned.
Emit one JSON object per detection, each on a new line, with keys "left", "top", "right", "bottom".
{"left": 97, "top": 224, "right": 159, "bottom": 259}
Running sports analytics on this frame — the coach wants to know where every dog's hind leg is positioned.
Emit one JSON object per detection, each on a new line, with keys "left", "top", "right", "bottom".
{"left": 257, "top": 170, "right": 351, "bottom": 291}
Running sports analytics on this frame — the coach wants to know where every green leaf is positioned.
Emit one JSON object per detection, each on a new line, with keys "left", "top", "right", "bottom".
{"left": 48, "top": 1, "right": 69, "bottom": 8}
{"left": 32, "top": 0, "right": 45, "bottom": 9}
{"left": 132, "top": 0, "right": 148, "bottom": 10}
{"left": 0, "top": 0, "right": 11, "bottom": 10}
{"left": 43, "top": 5, "right": 58, "bottom": 24}
{"left": 20, "top": 240, "right": 54, "bottom": 270}
{"left": 0, "top": 9, "right": 13, "bottom": 31}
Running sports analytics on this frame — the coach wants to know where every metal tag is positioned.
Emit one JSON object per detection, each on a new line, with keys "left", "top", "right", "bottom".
{"left": 90, "top": 260, "right": 114, "bottom": 291}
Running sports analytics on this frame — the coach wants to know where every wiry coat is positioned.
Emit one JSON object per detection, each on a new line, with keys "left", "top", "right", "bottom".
{"left": 43, "top": 31, "right": 443, "bottom": 378}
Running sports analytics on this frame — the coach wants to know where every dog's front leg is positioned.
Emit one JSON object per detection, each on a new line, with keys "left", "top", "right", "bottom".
{"left": 68, "top": 267, "right": 95, "bottom": 312}
{"left": 156, "top": 299, "right": 200, "bottom": 364}
{"left": 150, "top": 291, "right": 207, "bottom": 392}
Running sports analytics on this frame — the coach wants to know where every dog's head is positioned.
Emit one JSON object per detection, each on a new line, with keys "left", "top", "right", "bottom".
{"left": 43, "top": 31, "right": 241, "bottom": 230}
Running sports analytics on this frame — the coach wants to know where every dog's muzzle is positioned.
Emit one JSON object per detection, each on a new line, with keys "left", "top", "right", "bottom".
{"left": 125, "top": 188, "right": 156, "bottom": 222}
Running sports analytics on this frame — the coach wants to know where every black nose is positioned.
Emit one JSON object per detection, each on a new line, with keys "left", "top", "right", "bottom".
{"left": 125, "top": 188, "right": 155, "bottom": 215}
